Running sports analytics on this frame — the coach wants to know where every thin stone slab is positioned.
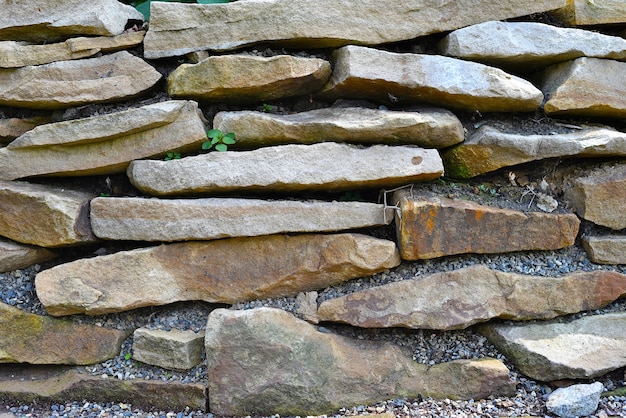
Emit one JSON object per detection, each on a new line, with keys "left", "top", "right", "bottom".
{"left": 35, "top": 233, "right": 400, "bottom": 316}
{"left": 0, "top": 51, "right": 161, "bottom": 109}
{"left": 551, "top": 0, "right": 626, "bottom": 25}
{"left": 441, "top": 125, "right": 626, "bottom": 178}
{"left": 168, "top": 54, "right": 331, "bottom": 103}
{"left": 90, "top": 197, "right": 392, "bottom": 242}
{"left": 132, "top": 328, "right": 204, "bottom": 370}
{"left": 317, "top": 265, "right": 626, "bottom": 330}
{"left": 438, "top": 21, "right": 626, "bottom": 71}
{"left": 0, "top": 100, "right": 207, "bottom": 180}
{"left": 0, "top": 238, "right": 56, "bottom": 274}
{"left": 540, "top": 57, "right": 626, "bottom": 118}
{"left": 480, "top": 312, "right": 626, "bottom": 381}
{"left": 128, "top": 142, "right": 444, "bottom": 196}
{"left": 213, "top": 107, "right": 464, "bottom": 149}
{"left": 0, "top": 117, "right": 51, "bottom": 144}
{"left": 582, "top": 235, "right": 626, "bottom": 265}
{"left": 143, "top": 0, "right": 566, "bottom": 58}
{"left": 318, "top": 46, "right": 543, "bottom": 112}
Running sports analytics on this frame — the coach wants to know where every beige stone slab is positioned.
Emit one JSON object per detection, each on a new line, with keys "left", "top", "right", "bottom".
{"left": 582, "top": 235, "right": 626, "bottom": 265}
{"left": 551, "top": 0, "right": 626, "bottom": 25}
{"left": 132, "top": 328, "right": 204, "bottom": 370}
{"left": 0, "top": 238, "right": 56, "bottom": 273}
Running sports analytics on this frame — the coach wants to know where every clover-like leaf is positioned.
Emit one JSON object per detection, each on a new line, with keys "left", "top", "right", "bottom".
{"left": 215, "top": 143, "right": 228, "bottom": 152}
{"left": 222, "top": 133, "right": 236, "bottom": 144}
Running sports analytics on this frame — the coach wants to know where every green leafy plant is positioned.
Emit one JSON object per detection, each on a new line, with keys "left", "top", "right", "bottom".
{"left": 131, "top": 0, "right": 235, "bottom": 20}
{"left": 202, "top": 129, "right": 236, "bottom": 152}
{"left": 477, "top": 184, "right": 498, "bottom": 197}
{"left": 164, "top": 151, "right": 182, "bottom": 161}
{"left": 124, "top": 353, "right": 132, "bottom": 361}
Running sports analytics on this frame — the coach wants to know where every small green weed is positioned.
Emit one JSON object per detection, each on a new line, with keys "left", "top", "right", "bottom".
{"left": 164, "top": 151, "right": 182, "bottom": 161}
{"left": 124, "top": 353, "right": 132, "bottom": 361}
{"left": 477, "top": 184, "right": 498, "bottom": 197}
{"left": 202, "top": 129, "right": 236, "bottom": 152}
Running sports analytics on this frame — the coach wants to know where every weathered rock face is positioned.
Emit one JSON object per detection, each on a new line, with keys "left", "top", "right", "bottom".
{"left": 0, "top": 51, "right": 161, "bottom": 109}
{"left": 35, "top": 233, "right": 400, "bottom": 315}
{"left": 318, "top": 46, "right": 543, "bottom": 112}
{"left": 0, "top": 239, "right": 56, "bottom": 274}
{"left": 479, "top": 311, "right": 626, "bottom": 381}
{"left": 393, "top": 192, "right": 579, "bottom": 260}
{"left": 0, "top": 116, "right": 51, "bottom": 143}
{"left": 0, "top": 302, "right": 128, "bottom": 365}
{"left": 0, "top": 181, "right": 96, "bottom": 248}
{"left": 540, "top": 57, "right": 626, "bottom": 118}
{"left": 205, "top": 308, "right": 515, "bottom": 416}
{"left": 582, "top": 235, "right": 626, "bottom": 265}
{"left": 213, "top": 107, "right": 464, "bottom": 149}
{"left": 128, "top": 142, "right": 444, "bottom": 196}
{"left": 441, "top": 126, "right": 626, "bottom": 178}
{"left": 90, "top": 197, "right": 392, "bottom": 242}
{"left": 0, "top": 100, "right": 207, "bottom": 180}
{"left": 143, "top": 0, "right": 566, "bottom": 58}
{"left": 168, "top": 55, "right": 331, "bottom": 103}
{"left": 546, "top": 382, "right": 604, "bottom": 418}
{"left": 438, "top": 21, "right": 626, "bottom": 71}
{"left": 317, "top": 265, "right": 626, "bottom": 330}
{"left": 132, "top": 328, "right": 204, "bottom": 371}
{"left": 551, "top": 0, "right": 626, "bottom": 25}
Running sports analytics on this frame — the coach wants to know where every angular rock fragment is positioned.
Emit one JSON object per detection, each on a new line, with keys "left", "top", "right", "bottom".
{"left": 213, "top": 107, "right": 464, "bottom": 149}
{"left": 0, "top": 302, "right": 128, "bottom": 365}
{"left": 582, "top": 235, "right": 626, "bottom": 265}
{"left": 547, "top": 382, "right": 604, "bottom": 418}
{"left": 168, "top": 54, "right": 330, "bottom": 103}
{"left": 438, "top": 21, "right": 626, "bottom": 71}
{"left": 205, "top": 308, "right": 515, "bottom": 416}
{"left": 0, "top": 100, "right": 206, "bottom": 180}
{"left": 318, "top": 46, "right": 543, "bottom": 112}
{"left": 393, "top": 192, "right": 579, "bottom": 260}
{"left": 479, "top": 311, "right": 626, "bottom": 381}
{"left": 551, "top": 0, "right": 626, "bottom": 25}
{"left": 0, "top": 116, "right": 51, "bottom": 143}
{"left": 0, "top": 238, "right": 56, "bottom": 273}
{"left": 35, "top": 233, "right": 400, "bottom": 315}
{"left": 128, "top": 142, "right": 443, "bottom": 196}
{"left": 317, "top": 265, "right": 626, "bottom": 330}
{"left": 441, "top": 125, "right": 626, "bottom": 178}
{"left": 0, "top": 181, "right": 96, "bottom": 247}
{"left": 132, "top": 328, "right": 204, "bottom": 370}
{"left": 143, "top": 0, "right": 566, "bottom": 58}
{"left": 90, "top": 197, "right": 392, "bottom": 241}
{"left": 0, "top": 51, "right": 161, "bottom": 109}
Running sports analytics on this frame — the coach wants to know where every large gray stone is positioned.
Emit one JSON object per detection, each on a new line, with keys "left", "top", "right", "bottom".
{"left": 132, "top": 328, "right": 204, "bottom": 370}
{"left": 546, "top": 382, "right": 604, "bottom": 418}
{"left": 0, "top": 238, "right": 56, "bottom": 273}
{"left": 128, "top": 142, "right": 443, "bottom": 196}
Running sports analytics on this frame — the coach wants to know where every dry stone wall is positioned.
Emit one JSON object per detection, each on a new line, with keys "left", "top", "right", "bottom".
{"left": 0, "top": 0, "right": 625, "bottom": 416}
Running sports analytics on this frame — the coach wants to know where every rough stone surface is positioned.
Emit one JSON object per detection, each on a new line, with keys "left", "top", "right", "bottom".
{"left": 168, "top": 54, "right": 330, "bottom": 103}
{"left": 0, "top": 238, "right": 56, "bottom": 274}
{"left": 479, "top": 311, "right": 626, "bottom": 381}
{"left": 540, "top": 57, "right": 626, "bottom": 118}
{"left": 132, "top": 328, "right": 204, "bottom": 371}
{"left": 143, "top": 0, "right": 566, "bottom": 58}
{"left": 0, "top": 100, "right": 207, "bottom": 180}
{"left": 128, "top": 142, "right": 443, "bottom": 196}
{"left": 551, "top": 0, "right": 626, "bottom": 25}
{"left": 213, "top": 107, "right": 464, "bottom": 149}
{"left": 295, "top": 291, "right": 319, "bottom": 324}
{"left": 546, "top": 382, "right": 604, "bottom": 418}
{"left": 318, "top": 46, "right": 543, "bottom": 112}
{"left": 582, "top": 235, "right": 626, "bottom": 265}
{"left": 0, "top": 180, "right": 97, "bottom": 248}
{"left": 438, "top": 21, "right": 626, "bottom": 71}
{"left": 441, "top": 125, "right": 626, "bottom": 178}
{"left": 0, "top": 117, "right": 51, "bottom": 143}
{"left": 35, "top": 233, "right": 400, "bottom": 316}
{"left": 0, "top": 0, "right": 144, "bottom": 42}
{"left": 90, "top": 197, "right": 392, "bottom": 241}
{"left": 393, "top": 192, "right": 579, "bottom": 260}
{"left": 0, "top": 302, "right": 128, "bottom": 365}
{"left": 0, "top": 51, "right": 161, "bottom": 109}
{"left": 205, "top": 307, "right": 515, "bottom": 416}
{"left": 318, "top": 266, "right": 626, "bottom": 330}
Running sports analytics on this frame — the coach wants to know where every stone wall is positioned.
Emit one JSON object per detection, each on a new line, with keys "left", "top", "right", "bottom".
{"left": 1, "top": 0, "right": 626, "bottom": 416}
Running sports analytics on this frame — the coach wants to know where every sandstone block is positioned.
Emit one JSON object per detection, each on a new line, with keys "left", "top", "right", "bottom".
{"left": 0, "top": 117, "right": 51, "bottom": 144}
{"left": 128, "top": 142, "right": 443, "bottom": 196}
{"left": 546, "top": 382, "right": 604, "bottom": 418}
{"left": 0, "top": 51, "right": 161, "bottom": 109}
{"left": 393, "top": 192, "right": 579, "bottom": 260}
{"left": 0, "top": 181, "right": 96, "bottom": 247}
{"left": 441, "top": 126, "right": 626, "bottom": 178}
{"left": 35, "top": 233, "right": 400, "bottom": 316}
{"left": 317, "top": 265, "right": 626, "bottom": 330}
{"left": 132, "top": 328, "right": 204, "bottom": 370}
{"left": 168, "top": 54, "right": 330, "bottom": 103}
{"left": 551, "top": 0, "right": 626, "bottom": 25}
{"left": 0, "top": 100, "right": 207, "bottom": 180}
{"left": 143, "top": 0, "right": 566, "bottom": 58}
{"left": 0, "top": 238, "right": 56, "bottom": 274}
{"left": 582, "top": 235, "right": 626, "bottom": 265}
{"left": 205, "top": 308, "right": 515, "bottom": 416}
{"left": 90, "top": 197, "right": 392, "bottom": 242}
{"left": 318, "top": 46, "right": 543, "bottom": 112}
{"left": 213, "top": 107, "right": 464, "bottom": 149}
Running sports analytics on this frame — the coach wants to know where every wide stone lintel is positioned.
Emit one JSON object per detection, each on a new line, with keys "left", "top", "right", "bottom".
{"left": 582, "top": 235, "right": 626, "bottom": 265}
{"left": 0, "top": 238, "right": 56, "bottom": 274}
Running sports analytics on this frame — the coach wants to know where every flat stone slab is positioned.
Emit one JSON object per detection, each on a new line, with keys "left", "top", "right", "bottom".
{"left": 0, "top": 238, "right": 56, "bottom": 274}
{"left": 35, "top": 233, "right": 400, "bottom": 315}
{"left": 213, "top": 107, "right": 464, "bottom": 149}
{"left": 318, "top": 46, "right": 543, "bottom": 112}
{"left": 582, "top": 235, "right": 626, "bottom": 265}
{"left": 128, "top": 142, "right": 443, "bottom": 196}
{"left": 205, "top": 307, "right": 515, "bottom": 416}
{"left": 438, "top": 21, "right": 626, "bottom": 71}
{"left": 167, "top": 54, "right": 331, "bottom": 103}
{"left": 441, "top": 125, "right": 626, "bottom": 178}
{"left": 0, "top": 51, "right": 161, "bottom": 109}
{"left": 551, "top": 0, "right": 626, "bottom": 25}
{"left": 317, "top": 265, "right": 626, "bottom": 330}
{"left": 143, "top": 0, "right": 566, "bottom": 58}
{"left": 393, "top": 191, "right": 579, "bottom": 260}
{"left": 0, "top": 100, "right": 207, "bottom": 180}
{"left": 132, "top": 328, "right": 204, "bottom": 370}
{"left": 90, "top": 197, "right": 392, "bottom": 242}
